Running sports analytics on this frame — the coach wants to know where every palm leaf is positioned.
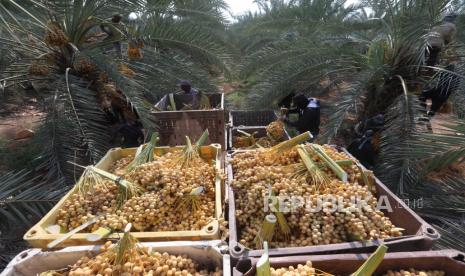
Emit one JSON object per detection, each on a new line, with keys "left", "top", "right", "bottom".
{"left": 375, "top": 92, "right": 424, "bottom": 195}
{"left": 0, "top": 170, "right": 64, "bottom": 233}
{"left": 433, "top": 219, "right": 465, "bottom": 252}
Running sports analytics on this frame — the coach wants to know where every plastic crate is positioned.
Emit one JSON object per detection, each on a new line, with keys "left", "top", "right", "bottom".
{"left": 1, "top": 241, "right": 230, "bottom": 276}
{"left": 152, "top": 93, "right": 226, "bottom": 148}
{"left": 226, "top": 146, "right": 439, "bottom": 259}
{"left": 24, "top": 145, "right": 224, "bottom": 248}
{"left": 229, "top": 110, "right": 278, "bottom": 127}
{"left": 233, "top": 250, "right": 465, "bottom": 275}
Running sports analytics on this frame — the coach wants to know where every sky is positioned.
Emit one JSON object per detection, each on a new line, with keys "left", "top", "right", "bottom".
{"left": 226, "top": 0, "right": 259, "bottom": 17}
{"left": 225, "top": 0, "right": 360, "bottom": 18}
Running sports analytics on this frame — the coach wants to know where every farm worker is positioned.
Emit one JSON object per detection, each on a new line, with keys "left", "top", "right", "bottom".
{"left": 426, "top": 13, "right": 458, "bottom": 66}
{"left": 419, "top": 64, "right": 460, "bottom": 116}
{"left": 179, "top": 80, "right": 199, "bottom": 95}
{"left": 100, "top": 14, "right": 126, "bottom": 59}
{"left": 354, "top": 114, "right": 385, "bottom": 136}
{"left": 160, "top": 80, "right": 207, "bottom": 111}
{"left": 177, "top": 80, "right": 201, "bottom": 109}
{"left": 347, "top": 130, "right": 375, "bottom": 169}
{"left": 278, "top": 91, "right": 296, "bottom": 109}
{"left": 114, "top": 120, "right": 144, "bottom": 148}
{"left": 281, "top": 94, "right": 321, "bottom": 138}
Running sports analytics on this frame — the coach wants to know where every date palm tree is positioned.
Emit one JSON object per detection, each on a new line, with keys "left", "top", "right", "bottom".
{"left": 0, "top": 0, "right": 231, "bottom": 268}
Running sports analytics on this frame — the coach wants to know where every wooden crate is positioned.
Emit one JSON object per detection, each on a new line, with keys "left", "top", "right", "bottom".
{"left": 152, "top": 93, "right": 226, "bottom": 148}
{"left": 24, "top": 145, "right": 224, "bottom": 248}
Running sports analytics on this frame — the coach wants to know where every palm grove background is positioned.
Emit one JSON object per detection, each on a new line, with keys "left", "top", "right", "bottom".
{"left": 1, "top": 0, "right": 465, "bottom": 270}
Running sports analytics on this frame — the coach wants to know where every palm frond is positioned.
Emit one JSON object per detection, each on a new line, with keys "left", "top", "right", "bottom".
{"left": 63, "top": 72, "right": 114, "bottom": 162}
{"left": 0, "top": 169, "right": 66, "bottom": 270}
{"left": 31, "top": 95, "right": 87, "bottom": 184}
{"left": 142, "top": 19, "right": 232, "bottom": 75}
{"left": 246, "top": 54, "right": 360, "bottom": 109}
{"left": 0, "top": 170, "right": 64, "bottom": 233}
{"left": 0, "top": 239, "right": 29, "bottom": 271}
{"left": 130, "top": 47, "right": 218, "bottom": 95}
{"left": 318, "top": 76, "right": 369, "bottom": 144}
{"left": 410, "top": 175, "right": 465, "bottom": 220}
{"left": 390, "top": 118, "right": 465, "bottom": 177}
{"left": 433, "top": 218, "right": 465, "bottom": 252}
{"left": 375, "top": 92, "right": 424, "bottom": 195}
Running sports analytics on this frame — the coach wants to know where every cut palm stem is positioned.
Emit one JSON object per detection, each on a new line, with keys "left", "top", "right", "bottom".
{"left": 235, "top": 130, "right": 259, "bottom": 148}
{"left": 176, "top": 129, "right": 209, "bottom": 168}
{"left": 176, "top": 186, "right": 204, "bottom": 213}
{"left": 86, "top": 226, "right": 112, "bottom": 242}
{"left": 351, "top": 245, "right": 388, "bottom": 276}
{"left": 73, "top": 165, "right": 107, "bottom": 196}
{"left": 318, "top": 159, "right": 353, "bottom": 170}
{"left": 266, "top": 188, "right": 290, "bottom": 239}
{"left": 113, "top": 223, "right": 146, "bottom": 266}
{"left": 195, "top": 129, "right": 210, "bottom": 146}
{"left": 358, "top": 166, "right": 376, "bottom": 194}
{"left": 168, "top": 93, "right": 176, "bottom": 111}
{"left": 268, "top": 131, "right": 312, "bottom": 154}
{"left": 91, "top": 167, "right": 143, "bottom": 207}
{"left": 237, "top": 129, "right": 252, "bottom": 137}
{"left": 296, "top": 145, "right": 330, "bottom": 189}
{"left": 311, "top": 144, "right": 348, "bottom": 182}
{"left": 335, "top": 159, "right": 353, "bottom": 166}
{"left": 254, "top": 214, "right": 277, "bottom": 249}
{"left": 126, "top": 132, "right": 159, "bottom": 172}
{"left": 274, "top": 212, "right": 290, "bottom": 240}
{"left": 69, "top": 162, "right": 143, "bottom": 208}
{"left": 256, "top": 242, "right": 271, "bottom": 276}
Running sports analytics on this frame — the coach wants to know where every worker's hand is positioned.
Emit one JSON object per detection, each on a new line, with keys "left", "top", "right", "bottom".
{"left": 280, "top": 107, "right": 289, "bottom": 114}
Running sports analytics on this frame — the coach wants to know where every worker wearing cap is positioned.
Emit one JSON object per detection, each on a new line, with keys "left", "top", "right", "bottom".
{"left": 426, "top": 13, "right": 458, "bottom": 67}
{"left": 281, "top": 94, "right": 321, "bottom": 138}
{"left": 178, "top": 80, "right": 200, "bottom": 109}
{"left": 179, "top": 80, "right": 198, "bottom": 95}
{"left": 156, "top": 80, "right": 205, "bottom": 111}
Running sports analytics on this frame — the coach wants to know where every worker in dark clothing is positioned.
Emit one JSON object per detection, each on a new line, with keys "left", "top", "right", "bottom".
{"left": 426, "top": 13, "right": 457, "bottom": 67}
{"left": 101, "top": 14, "right": 126, "bottom": 59}
{"left": 347, "top": 130, "right": 375, "bottom": 169}
{"left": 419, "top": 64, "right": 460, "bottom": 116}
{"left": 281, "top": 94, "right": 321, "bottom": 138}
{"left": 355, "top": 114, "right": 385, "bottom": 135}
{"left": 115, "top": 121, "right": 144, "bottom": 148}
{"left": 154, "top": 80, "right": 204, "bottom": 111}
{"left": 366, "top": 114, "right": 385, "bottom": 131}
{"left": 178, "top": 80, "right": 201, "bottom": 109}
{"left": 179, "top": 80, "right": 198, "bottom": 95}
{"left": 278, "top": 91, "right": 296, "bottom": 109}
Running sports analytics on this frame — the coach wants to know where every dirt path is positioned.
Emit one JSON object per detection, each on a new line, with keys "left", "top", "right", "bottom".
{"left": 0, "top": 98, "right": 44, "bottom": 142}
{"left": 430, "top": 112, "right": 460, "bottom": 135}
{"left": 427, "top": 105, "right": 465, "bottom": 179}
